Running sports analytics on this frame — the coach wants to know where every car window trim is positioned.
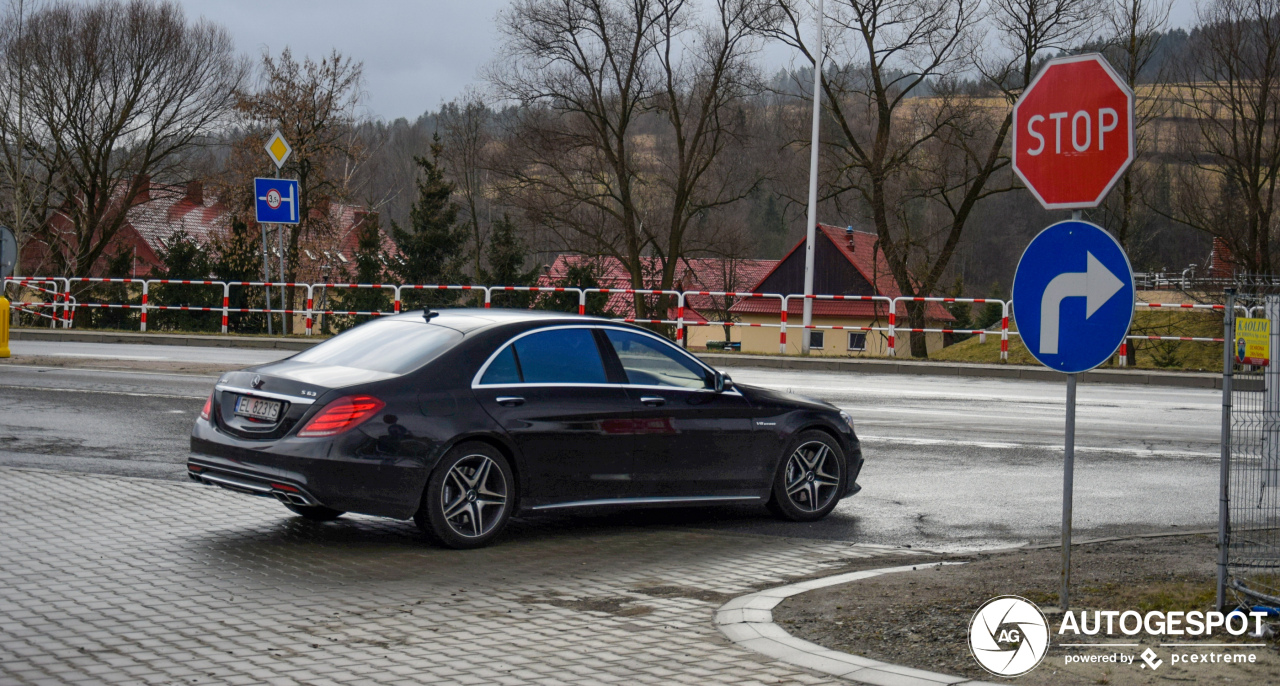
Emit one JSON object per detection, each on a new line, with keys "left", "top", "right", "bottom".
{"left": 471, "top": 323, "right": 740, "bottom": 396}
{"left": 599, "top": 326, "right": 719, "bottom": 389}
{"left": 472, "top": 324, "right": 614, "bottom": 388}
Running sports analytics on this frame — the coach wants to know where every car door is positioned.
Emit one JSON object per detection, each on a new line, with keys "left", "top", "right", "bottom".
{"left": 600, "top": 328, "right": 764, "bottom": 498}
{"left": 472, "top": 326, "right": 634, "bottom": 507}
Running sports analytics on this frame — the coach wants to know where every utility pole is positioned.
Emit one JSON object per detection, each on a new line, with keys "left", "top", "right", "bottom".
{"left": 801, "top": 0, "right": 824, "bottom": 354}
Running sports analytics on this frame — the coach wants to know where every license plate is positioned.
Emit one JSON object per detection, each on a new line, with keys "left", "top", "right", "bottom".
{"left": 234, "top": 395, "right": 281, "bottom": 421}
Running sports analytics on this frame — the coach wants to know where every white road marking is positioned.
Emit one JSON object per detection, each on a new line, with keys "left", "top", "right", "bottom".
{"left": 0, "top": 384, "right": 202, "bottom": 400}
{"left": 858, "top": 434, "right": 1217, "bottom": 459}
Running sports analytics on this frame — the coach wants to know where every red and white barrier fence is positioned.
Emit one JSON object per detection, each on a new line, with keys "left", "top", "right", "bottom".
{"left": 8, "top": 275, "right": 1243, "bottom": 366}
{"left": 3, "top": 277, "right": 73, "bottom": 327}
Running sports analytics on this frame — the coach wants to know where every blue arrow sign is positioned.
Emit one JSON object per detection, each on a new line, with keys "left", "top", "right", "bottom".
{"left": 254, "top": 177, "right": 299, "bottom": 225}
{"left": 1012, "top": 220, "right": 1135, "bottom": 373}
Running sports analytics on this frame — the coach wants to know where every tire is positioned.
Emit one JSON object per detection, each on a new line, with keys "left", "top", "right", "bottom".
{"left": 283, "top": 503, "right": 346, "bottom": 521}
{"left": 414, "top": 442, "right": 514, "bottom": 549}
{"left": 767, "top": 430, "right": 846, "bottom": 522}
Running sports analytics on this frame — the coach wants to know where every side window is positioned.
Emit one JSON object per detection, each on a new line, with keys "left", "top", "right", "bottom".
{"left": 512, "top": 328, "right": 608, "bottom": 384}
{"left": 604, "top": 329, "right": 708, "bottom": 389}
{"left": 479, "top": 345, "right": 521, "bottom": 384}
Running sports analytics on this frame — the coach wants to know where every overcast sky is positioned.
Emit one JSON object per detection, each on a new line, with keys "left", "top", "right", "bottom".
{"left": 172, "top": 0, "right": 1202, "bottom": 123}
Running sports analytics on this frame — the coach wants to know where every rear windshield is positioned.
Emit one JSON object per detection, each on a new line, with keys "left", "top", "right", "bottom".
{"left": 290, "top": 320, "right": 462, "bottom": 375}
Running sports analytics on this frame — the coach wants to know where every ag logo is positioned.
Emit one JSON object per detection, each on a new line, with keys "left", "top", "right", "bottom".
{"left": 968, "top": 595, "right": 1050, "bottom": 677}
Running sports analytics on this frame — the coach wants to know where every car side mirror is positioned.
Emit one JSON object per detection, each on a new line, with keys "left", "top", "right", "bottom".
{"left": 713, "top": 371, "right": 732, "bottom": 393}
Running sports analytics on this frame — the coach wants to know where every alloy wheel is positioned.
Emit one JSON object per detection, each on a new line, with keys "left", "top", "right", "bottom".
{"left": 783, "top": 441, "right": 841, "bottom": 512}
{"left": 440, "top": 454, "right": 508, "bottom": 538}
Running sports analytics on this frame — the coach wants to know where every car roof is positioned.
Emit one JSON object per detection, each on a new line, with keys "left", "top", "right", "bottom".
{"left": 384, "top": 308, "right": 612, "bottom": 334}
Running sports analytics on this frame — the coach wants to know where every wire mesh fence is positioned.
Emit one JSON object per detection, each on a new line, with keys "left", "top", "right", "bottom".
{"left": 1226, "top": 291, "right": 1280, "bottom": 607}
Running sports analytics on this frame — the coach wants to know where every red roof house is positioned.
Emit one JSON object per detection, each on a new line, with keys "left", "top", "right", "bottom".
{"left": 537, "top": 254, "right": 777, "bottom": 321}
{"left": 19, "top": 178, "right": 386, "bottom": 282}
{"left": 730, "top": 224, "right": 953, "bottom": 321}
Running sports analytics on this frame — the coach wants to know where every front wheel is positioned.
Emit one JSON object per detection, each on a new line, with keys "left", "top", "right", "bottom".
{"left": 415, "top": 442, "right": 514, "bottom": 549}
{"left": 767, "top": 430, "right": 845, "bottom": 522}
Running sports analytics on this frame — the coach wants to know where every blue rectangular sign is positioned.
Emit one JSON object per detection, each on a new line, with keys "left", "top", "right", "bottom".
{"left": 254, "top": 177, "right": 299, "bottom": 225}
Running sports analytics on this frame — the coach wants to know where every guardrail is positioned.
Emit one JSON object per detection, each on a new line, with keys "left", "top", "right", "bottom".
{"left": 8, "top": 275, "right": 1237, "bottom": 364}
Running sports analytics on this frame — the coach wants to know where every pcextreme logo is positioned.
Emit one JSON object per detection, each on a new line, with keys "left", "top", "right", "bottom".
{"left": 968, "top": 596, "right": 1051, "bottom": 677}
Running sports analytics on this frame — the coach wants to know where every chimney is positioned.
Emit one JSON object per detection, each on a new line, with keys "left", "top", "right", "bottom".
{"left": 314, "top": 195, "right": 331, "bottom": 218}
{"left": 845, "top": 226, "right": 855, "bottom": 252}
{"left": 185, "top": 181, "right": 203, "bottom": 205}
{"left": 1209, "top": 237, "right": 1237, "bottom": 279}
{"left": 131, "top": 174, "right": 151, "bottom": 204}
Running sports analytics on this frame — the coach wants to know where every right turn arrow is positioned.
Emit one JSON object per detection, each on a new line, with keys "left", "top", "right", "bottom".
{"left": 1039, "top": 252, "right": 1125, "bottom": 355}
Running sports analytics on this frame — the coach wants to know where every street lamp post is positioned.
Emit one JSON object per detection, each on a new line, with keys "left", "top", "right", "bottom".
{"left": 801, "top": 0, "right": 824, "bottom": 354}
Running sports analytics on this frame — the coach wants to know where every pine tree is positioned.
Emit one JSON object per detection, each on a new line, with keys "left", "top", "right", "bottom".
{"left": 974, "top": 282, "right": 1006, "bottom": 331}
{"left": 481, "top": 214, "right": 540, "bottom": 308}
{"left": 212, "top": 220, "right": 269, "bottom": 333}
{"left": 537, "top": 259, "right": 615, "bottom": 317}
{"left": 391, "top": 134, "right": 470, "bottom": 310}
{"left": 331, "top": 213, "right": 392, "bottom": 330}
{"left": 152, "top": 230, "right": 218, "bottom": 331}
{"left": 80, "top": 248, "right": 136, "bottom": 330}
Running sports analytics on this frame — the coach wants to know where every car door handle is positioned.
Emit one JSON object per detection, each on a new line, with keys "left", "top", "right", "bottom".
{"left": 495, "top": 396, "right": 525, "bottom": 407}
{"left": 640, "top": 396, "right": 666, "bottom": 406}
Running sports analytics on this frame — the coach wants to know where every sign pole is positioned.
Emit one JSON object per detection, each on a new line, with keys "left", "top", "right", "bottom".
{"left": 1062, "top": 371, "right": 1077, "bottom": 610}
{"left": 261, "top": 222, "right": 273, "bottom": 335}
{"left": 275, "top": 167, "right": 286, "bottom": 336}
{"left": 1060, "top": 206, "right": 1084, "bottom": 611}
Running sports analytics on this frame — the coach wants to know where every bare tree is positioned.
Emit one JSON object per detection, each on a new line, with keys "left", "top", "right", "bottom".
{"left": 0, "top": 0, "right": 54, "bottom": 280}
{"left": 762, "top": 0, "right": 1097, "bottom": 356}
{"left": 17, "top": 0, "right": 245, "bottom": 278}
{"left": 1171, "top": 0, "right": 1280, "bottom": 273}
{"left": 1099, "top": 0, "right": 1172, "bottom": 254}
{"left": 491, "top": 0, "right": 770, "bottom": 322}
{"left": 438, "top": 88, "right": 493, "bottom": 281}
{"left": 220, "top": 48, "right": 364, "bottom": 331}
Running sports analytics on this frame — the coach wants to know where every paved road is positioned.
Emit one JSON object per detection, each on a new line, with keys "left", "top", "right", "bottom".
{"left": 0, "top": 343, "right": 1221, "bottom": 549}
{"left": 0, "top": 467, "right": 926, "bottom": 686}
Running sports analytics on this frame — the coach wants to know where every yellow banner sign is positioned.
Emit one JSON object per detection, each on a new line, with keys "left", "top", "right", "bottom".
{"left": 1236, "top": 317, "right": 1271, "bottom": 366}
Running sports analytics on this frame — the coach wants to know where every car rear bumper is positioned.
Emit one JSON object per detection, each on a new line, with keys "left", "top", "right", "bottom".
{"left": 190, "top": 420, "right": 427, "bottom": 519}
{"left": 187, "top": 462, "right": 323, "bottom": 508}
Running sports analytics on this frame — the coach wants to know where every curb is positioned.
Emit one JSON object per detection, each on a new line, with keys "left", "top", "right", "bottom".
{"left": 10, "top": 328, "right": 1223, "bottom": 388}
{"left": 10, "top": 328, "right": 319, "bottom": 351}
{"left": 716, "top": 562, "right": 996, "bottom": 686}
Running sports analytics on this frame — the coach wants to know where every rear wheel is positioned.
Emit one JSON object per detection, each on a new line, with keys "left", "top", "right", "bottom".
{"left": 283, "top": 503, "right": 346, "bottom": 521}
{"left": 767, "top": 430, "right": 845, "bottom": 522}
{"left": 415, "top": 442, "right": 514, "bottom": 549}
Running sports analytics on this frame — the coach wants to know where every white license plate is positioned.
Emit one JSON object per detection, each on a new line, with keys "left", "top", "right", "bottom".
{"left": 234, "top": 395, "right": 281, "bottom": 421}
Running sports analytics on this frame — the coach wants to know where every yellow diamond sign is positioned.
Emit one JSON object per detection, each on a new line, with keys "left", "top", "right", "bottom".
{"left": 264, "top": 130, "right": 292, "bottom": 169}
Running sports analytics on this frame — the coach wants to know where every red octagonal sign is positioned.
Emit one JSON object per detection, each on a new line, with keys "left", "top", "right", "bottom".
{"left": 1013, "top": 54, "right": 1134, "bottom": 210}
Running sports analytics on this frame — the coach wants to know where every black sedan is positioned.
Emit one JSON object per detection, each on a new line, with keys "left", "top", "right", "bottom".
{"left": 189, "top": 309, "right": 863, "bottom": 548}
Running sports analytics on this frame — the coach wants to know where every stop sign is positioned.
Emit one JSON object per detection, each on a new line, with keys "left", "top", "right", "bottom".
{"left": 1012, "top": 54, "right": 1134, "bottom": 210}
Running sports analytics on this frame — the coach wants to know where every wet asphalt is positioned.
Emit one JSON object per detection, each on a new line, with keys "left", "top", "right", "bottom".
{"left": 0, "top": 342, "right": 1220, "bottom": 550}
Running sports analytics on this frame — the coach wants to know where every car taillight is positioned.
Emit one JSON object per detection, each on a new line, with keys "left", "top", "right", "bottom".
{"left": 297, "top": 395, "right": 386, "bottom": 438}
{"left": 200, "top": 392, "right": 213, "bottom": 421}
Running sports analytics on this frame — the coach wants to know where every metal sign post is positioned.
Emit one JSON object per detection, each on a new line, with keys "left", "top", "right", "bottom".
{"left": 1011, "top": 53, "right": 1137, "bottom": 611}
{"left": 1013, "top": 218, "right": 1135, "bottom": 610}
{"left": 259, "top": 131, "right": 293, "bottom": 335}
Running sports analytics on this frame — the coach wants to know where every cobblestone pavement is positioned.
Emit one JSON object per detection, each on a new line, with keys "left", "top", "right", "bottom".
{"left": 0, "top": 468, "right": 926, "bottom": 685}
